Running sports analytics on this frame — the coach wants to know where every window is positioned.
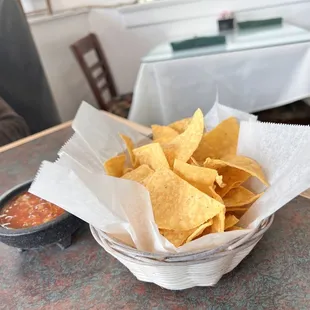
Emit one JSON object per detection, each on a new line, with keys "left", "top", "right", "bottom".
{"left": 19, "top": 0, "right": 53, "bottom": 16}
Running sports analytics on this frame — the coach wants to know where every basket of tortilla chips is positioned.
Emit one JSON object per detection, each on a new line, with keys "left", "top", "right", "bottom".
{"left": 90, "top": 109, "right": 273, "bottom": 290}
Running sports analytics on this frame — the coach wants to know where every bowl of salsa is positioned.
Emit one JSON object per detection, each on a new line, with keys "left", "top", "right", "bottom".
{"left": 0, "top": 180, "right": 84, "bottom": 249}
{"left": 0, "top": 191, "right": 66, "bottom": 229}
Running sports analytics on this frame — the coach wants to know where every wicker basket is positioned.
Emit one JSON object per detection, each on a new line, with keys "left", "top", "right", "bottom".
{"left": 90, "top": 215, "right": 274, "bottom": 290}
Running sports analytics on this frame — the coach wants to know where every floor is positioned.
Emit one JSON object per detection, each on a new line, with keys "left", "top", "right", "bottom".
{"left": 255, "top": 100, "right": 310, "bottom": 125}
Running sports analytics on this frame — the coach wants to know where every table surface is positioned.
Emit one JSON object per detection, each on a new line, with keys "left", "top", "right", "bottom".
{"left": 1, "top": 122, "right": 310, "bottom": 309}
{"left": 143, "top": 23, "right": 310, "bottom": 63}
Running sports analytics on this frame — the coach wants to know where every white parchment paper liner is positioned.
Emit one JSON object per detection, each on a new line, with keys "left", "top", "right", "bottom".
{"left": 30, "top": 101, "right": 310, "bottom": 253}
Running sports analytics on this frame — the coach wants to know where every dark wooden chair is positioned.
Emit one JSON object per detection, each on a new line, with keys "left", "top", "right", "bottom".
{"left": 70, "top": 33, "right": 131, "bottom": 118}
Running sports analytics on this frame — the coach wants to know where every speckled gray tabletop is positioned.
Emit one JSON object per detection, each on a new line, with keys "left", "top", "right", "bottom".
{"left": 0, "top": 127, "right": 309, "bottom": 310}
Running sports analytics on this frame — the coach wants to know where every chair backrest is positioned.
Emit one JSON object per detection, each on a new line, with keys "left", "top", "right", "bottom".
{"left": 70, "top": 33, "right": 117, "bottom": 111}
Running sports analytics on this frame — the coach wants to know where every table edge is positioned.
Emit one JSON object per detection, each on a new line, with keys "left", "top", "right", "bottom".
{"left": 0, "top": 121, "right": 72, "bottom": 153}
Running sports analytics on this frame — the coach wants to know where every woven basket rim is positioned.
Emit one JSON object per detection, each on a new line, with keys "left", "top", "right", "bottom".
{"left": 92, "top": 228, "right": 264, "bottom": 266}
{"left": 91, "top": 215, "right": 274, "bottom": 261}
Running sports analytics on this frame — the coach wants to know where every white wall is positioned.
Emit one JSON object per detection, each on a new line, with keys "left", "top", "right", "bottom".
{"left": 51, "top": 0, "right": 135, "bottom": 11}
{"left": 21, "top": 0, "right": 45, "bottom": 12}
{"left": 29, "top": 11, "right": 97, "bottom": 121}
{"left": 21, "top": 0, "right": 135, "bottom": 12}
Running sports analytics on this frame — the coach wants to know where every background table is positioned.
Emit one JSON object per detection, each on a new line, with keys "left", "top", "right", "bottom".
{"left": 0, "top": 117, "right": 310, "bottom": 309}
{"left": 130, "top": 23, "right": 310, "bottom": 126}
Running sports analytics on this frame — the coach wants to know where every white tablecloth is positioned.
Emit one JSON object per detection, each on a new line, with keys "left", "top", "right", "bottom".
{"left": 129, "top": 27, "right": 310, "bottom": 126}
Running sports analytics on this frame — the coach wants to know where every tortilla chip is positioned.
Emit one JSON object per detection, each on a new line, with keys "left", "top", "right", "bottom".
{"left": 144, "top": 169, "right": 225, "bottom": 230}
{"left": 173, "top": 159, "right": 223, "bottom": 202}
{"left": 161, "top": 220, "right": 214, "bottom": 247}
{"left": 123, "top": 167, "right": 133, "bottom": 174}
{"left": 168, "top": 118, "right": 191, "bottom": 133}
{"left": 185, "top": 220, "right": 213, "bottom": 243}
{"left": 187, "top": 157, "right": 201, "bottom": 166}
{"left": 204, "top": 158, "right": 251, "bottom": 197}
{"left": 133, "top": 143, "right": 169, "bottom": 170}
{"left": 163, "top": 109, "right": 204, "bottom": 167}
{"left": 226, "top": 226, "right": 243, "bottom": 231}
{"left": 225, "top": 207, "right": 249, "bottom": 212}
{"left": 219, "top": 168, "right": 250, "bottom": 197}
{"left": 152, "top": 125, "right": 179, "bottom": 144}
{"left": 104, "top": 154, "right": 126, "bottom": 177}
{"left": 193, "top": 117, "right": 239, "bottom": 162}
{"left": 160, "top": 229, "right": 190, "bottom": 247}
{"left": 224, "top": 214, "right": 239, "bottom": 230}
{"left": 221, "top": 155, "right": 269, "bottom": 186}
{"left": 204, "top": 156, "right": 268, "bottom": 187}
{"left": 210, "top": 207, "right": 225, "bottom": 233}
{"left": 203, "top": 158, "right": 226, "bottom": 169}
{"left": 216, "top": 175, "right": 225, "bottom": 188}
{"left": 224, "top": 186, "right": 263, "bottom": 207}
{"left": 206, "top": 186, "right": 224, "bottom": 203}
{"left": 121, "top": 164, "right": 154, "bottom": 185}
{"left": 174, "top": 159, "right": 220, "bottom": 188}
{"left": 120, "top": 134, "right": 136, "bottom": 168}
{"left": 201, "top": 226, "right": 212, "bottom": 237}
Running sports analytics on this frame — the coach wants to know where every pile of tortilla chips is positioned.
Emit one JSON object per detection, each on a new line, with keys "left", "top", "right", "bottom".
{"left": 104, "top": 109, "right": 268, "bottom": 248}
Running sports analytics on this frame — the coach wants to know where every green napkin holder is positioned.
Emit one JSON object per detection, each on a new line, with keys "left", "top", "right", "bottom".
{"left": 238, "top": 17, "right": 283, "bottom": 30}
{"left": 171, "top": 36, "right": 226, "bottom": 52}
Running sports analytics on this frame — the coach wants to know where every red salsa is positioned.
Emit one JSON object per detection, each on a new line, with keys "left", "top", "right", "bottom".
{"left": 0, "top": 192, "right": 65, "bottom": 229}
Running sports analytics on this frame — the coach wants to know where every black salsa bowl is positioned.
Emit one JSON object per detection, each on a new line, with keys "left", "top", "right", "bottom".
{"left": 0, "top": 180, "right": 84, "bottom": 250}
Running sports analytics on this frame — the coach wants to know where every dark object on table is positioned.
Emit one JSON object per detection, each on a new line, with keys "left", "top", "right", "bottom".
{"left": 171, "top": 36, "right": 226, "bottom": 52}
{"left": 71, "top": 33, "right": 132, "bottom": 119}
{"left": 256, "top": 101, "right": 310, "bottom": 125}
{"left": 0, "top": 0, "right": 60, "bottom": 134}
{"left": 0, "top": 96, "right": 30, "bottom": 146}
{"left": 0, "top": 180, "right": 84, "bottom": 250}
{"left": 218, "top": 18, "right": 235, "bottom": 32}
{"left": 238, "top": 17, "right": 283, "bottom": 30}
